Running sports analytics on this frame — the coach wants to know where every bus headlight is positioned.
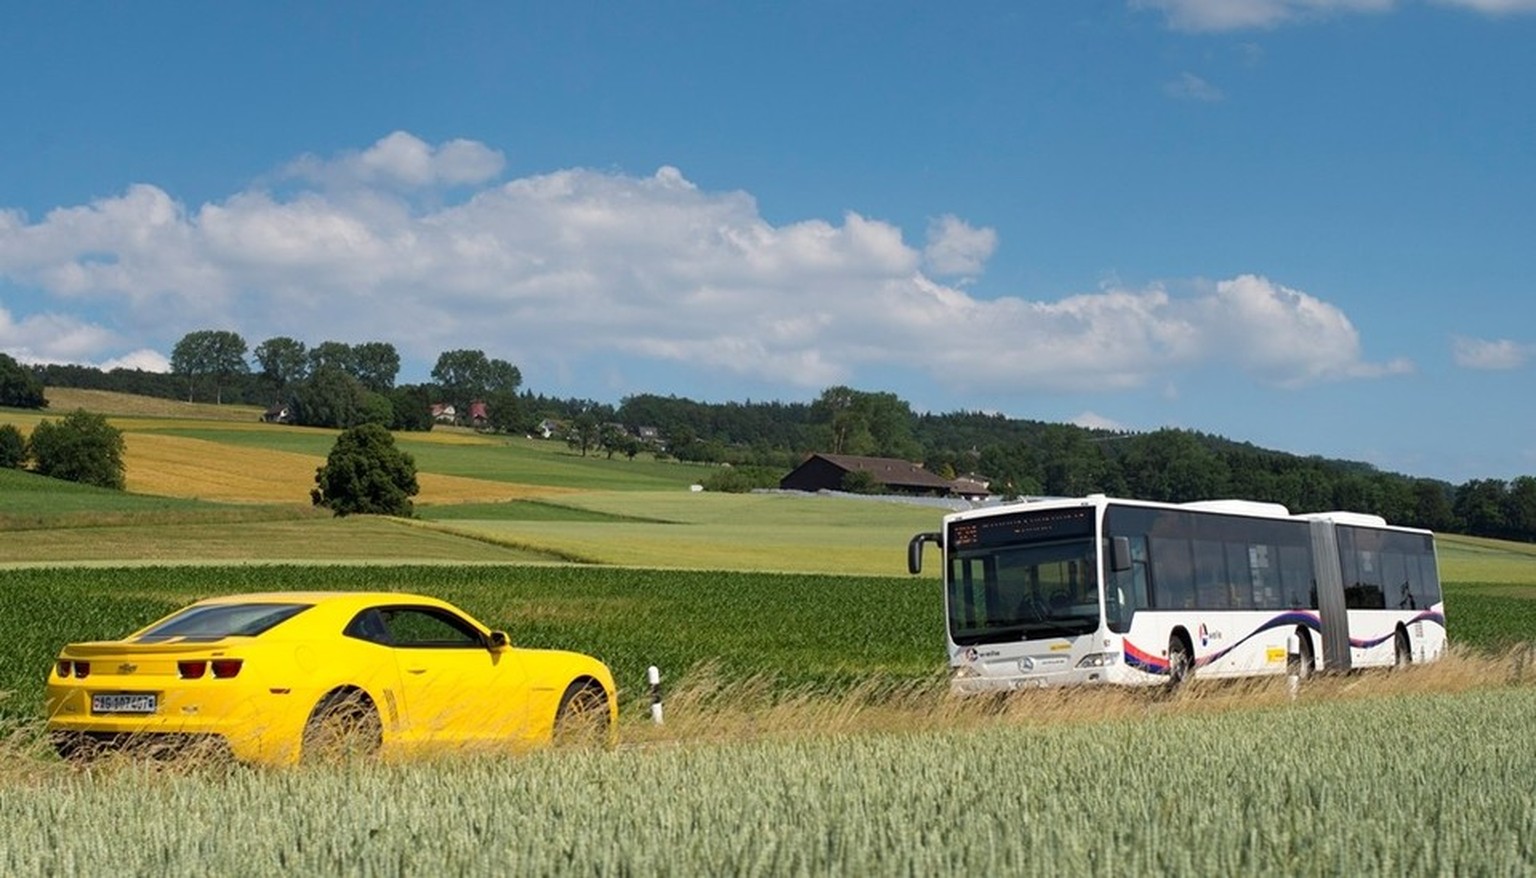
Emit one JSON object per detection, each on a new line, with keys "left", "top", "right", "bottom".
{"left": 953, "top": 664, "right": 980, "bottom": 679}
{"left": 1076, "top": 653, "right": 1117, "bottom": 668}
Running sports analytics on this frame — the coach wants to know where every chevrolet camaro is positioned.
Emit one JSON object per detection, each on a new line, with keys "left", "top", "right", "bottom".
{"left": 45, "top": 591, "right": 618, "bottom": 764}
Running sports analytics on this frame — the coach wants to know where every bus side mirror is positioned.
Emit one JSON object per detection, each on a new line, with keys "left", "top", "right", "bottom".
{"left": 908, "top": 532, "right": 942, "bottom": 575}
{"left": 1110, "top": 536, "right": 1132, "bottom": 573}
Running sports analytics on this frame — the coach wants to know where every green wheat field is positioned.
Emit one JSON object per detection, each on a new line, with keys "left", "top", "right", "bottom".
{"left": 3, "top": 391, "right": 1535, "bottom": 874}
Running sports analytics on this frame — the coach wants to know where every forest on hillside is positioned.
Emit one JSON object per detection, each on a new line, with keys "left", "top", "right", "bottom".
{"left": 14, "top": 347, "right": 1536, "bottom": 543}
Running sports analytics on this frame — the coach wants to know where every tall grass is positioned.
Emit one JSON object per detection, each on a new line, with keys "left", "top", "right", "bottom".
{"left": 2, "top": 654, "right": 1533, "bottom": 875}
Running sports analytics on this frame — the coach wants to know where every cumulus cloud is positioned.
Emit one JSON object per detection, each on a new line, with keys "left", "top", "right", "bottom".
{"left": 0, "top": 303, "right": 123, "bottom": 365}
{"left": 0, "top": 133, "right": 1408, "bottom": 397}
{"left": 1191, "top": 274, "right": 1413, "bottom": 386}
{"left": 282, "top": 130, "right": 505, "bottom": 190}
{"left": 923, "top": 215, "right": 998, "bottom": 278}
{"left": 1452, "top": 335, "right": 1532, "bottom": 370}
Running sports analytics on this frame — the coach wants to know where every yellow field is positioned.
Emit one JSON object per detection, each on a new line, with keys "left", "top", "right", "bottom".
{"left": 42, "top": 387, "right": 266, "bottom": 421}
{"left": 122, "top": 433, "right": 572, "bottom": 505}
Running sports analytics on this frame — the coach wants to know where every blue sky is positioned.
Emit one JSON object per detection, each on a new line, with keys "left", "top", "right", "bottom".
{"left": 2, "top": 0, "right": 1533, "bottom": 484}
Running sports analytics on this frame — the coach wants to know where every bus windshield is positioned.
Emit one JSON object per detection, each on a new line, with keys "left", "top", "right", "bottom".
{"left": 946, "top": 507, "right": 1101, "bottom": 645}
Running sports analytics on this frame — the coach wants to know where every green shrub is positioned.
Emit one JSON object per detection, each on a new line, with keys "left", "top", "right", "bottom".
{"left": 0, "top": 423, "right": 25, "bottom": 468}
{"left": 700, "top": 466, "right": 782, "bottom": 493}
{"left": 26, "top": 410, "right": 124, "bottom": 489}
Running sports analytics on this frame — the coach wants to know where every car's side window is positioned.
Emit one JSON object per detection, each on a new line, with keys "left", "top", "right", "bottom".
{"left": 343, "top": 609, "right": 393, "bottom": 645}
{"left": 378, "top": 607, "right": 483, "bottom": 648}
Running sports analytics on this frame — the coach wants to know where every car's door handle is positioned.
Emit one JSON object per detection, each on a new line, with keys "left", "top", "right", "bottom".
{"left": 407, "top": 668, "right": 427, "bottom": 675}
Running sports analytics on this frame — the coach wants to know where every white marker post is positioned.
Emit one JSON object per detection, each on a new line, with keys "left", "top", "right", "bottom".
{"left": 647, "top": 665, "right": 664, "bottom": 725}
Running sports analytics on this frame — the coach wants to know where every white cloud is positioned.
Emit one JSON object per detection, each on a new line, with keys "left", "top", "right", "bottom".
{"left": 923, "top": 215, "right": 998, "bottom": 278}
{"left": 1191, "top": 274, "right": 1413, "bottom": 387}
{"left": 99, "top": 349, "right": 172, "bottom": 372}
{"left": 1132, "top": 0, "right": 1394, "bottom": 31}
{"left": 1435, "top": 0, "right": 1536, "bottom": 12}
{"left": 1452, "top": 335, "right": 1532, "bottom": 370}
{"left": 0, "top": 134, "right": 1409, "bottom": 398}
{"left": 1164, "top": 72, "right": 1225, "bottom": 102}
{"left": 1134, "top": 0, "right": 1536, "bottom": 30}
{"left": 0, "top": 304, "right": 121, "bottom": 364}
{"left": 1072, "top": 411, "right": 1127, "bottom": 431}
{"left": 282, "top": 131, "right": 505, "bottom": 190}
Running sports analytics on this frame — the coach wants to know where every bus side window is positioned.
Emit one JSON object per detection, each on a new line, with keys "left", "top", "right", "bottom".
{"left": 1150, "top": 536, "right": 1196, "bottom": 609}
{"left": 1278, "top": 544, "right": 1315, "bottom": 609}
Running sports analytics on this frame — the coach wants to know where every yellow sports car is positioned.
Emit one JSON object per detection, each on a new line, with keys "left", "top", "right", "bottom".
{"left": 45, "top": 591, "right": 617, "bottom": 765}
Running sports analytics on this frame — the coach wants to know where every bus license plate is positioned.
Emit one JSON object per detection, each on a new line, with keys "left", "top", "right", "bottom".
{"left": 92, "top": 693, "right": 157, "bottom": 714}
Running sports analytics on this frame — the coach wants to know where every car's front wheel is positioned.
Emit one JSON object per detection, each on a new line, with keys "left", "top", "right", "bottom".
{"left": 551, "top": 680, "right": 611, "bottom": 749}
{"left": 301, "top": 688, "right": 382, "bottom": 763}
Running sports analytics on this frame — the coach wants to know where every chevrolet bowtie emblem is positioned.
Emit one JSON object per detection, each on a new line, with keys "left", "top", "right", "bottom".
{"left": 118, "top": 663, "right": 138, "bottom": 674}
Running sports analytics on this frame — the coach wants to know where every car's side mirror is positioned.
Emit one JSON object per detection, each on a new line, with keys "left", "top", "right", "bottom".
{"left": 487, "top": 630, "right": 511, "bottom": 650}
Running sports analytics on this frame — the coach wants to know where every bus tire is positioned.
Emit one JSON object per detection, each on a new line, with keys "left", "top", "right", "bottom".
{"left": 1394, "top": 628, "right": 1412, "bottom": 668}
{"left": 1167, "top": 634, "right": 1193, "bottom": 691}
{"left": 1296, "top": 628, "right": 1316, "bottom": 679}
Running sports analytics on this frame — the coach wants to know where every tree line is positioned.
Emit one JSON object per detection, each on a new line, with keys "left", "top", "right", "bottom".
{"left": 11, "top": 343, "right": 1536, "bottom": 542}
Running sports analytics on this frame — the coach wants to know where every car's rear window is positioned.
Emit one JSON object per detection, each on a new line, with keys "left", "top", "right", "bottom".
{"left": 135, "top": 603, "right": 312, "bottom": 641}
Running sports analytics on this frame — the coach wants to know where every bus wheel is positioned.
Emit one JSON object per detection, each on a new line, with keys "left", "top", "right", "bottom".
{"left": 1167, "top": 635, "right": 1193, "bottom": 691}
{"left": 1394, "top": 628, "right": 1412, "bottom": 668}
{"left": 1296, "top": 629, "right": 1316, "bottom": 680}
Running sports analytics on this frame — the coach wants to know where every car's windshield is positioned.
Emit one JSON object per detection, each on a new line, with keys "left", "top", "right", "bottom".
{"left": 135, "top": 603, "right": 311, "bottom": 641}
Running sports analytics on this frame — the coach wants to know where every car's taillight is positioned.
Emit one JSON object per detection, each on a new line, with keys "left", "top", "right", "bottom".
{"left": 178, "top": 659, "right": 242, "bottom": 679}
{"left": 56, "top": 660, "right": 71, "bottom": 678}
{"left": 74, "top": 661, "right": 91, "bottom": 679}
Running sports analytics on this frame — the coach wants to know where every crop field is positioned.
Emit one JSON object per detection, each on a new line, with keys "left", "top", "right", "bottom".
{"left": 2, "top": 665, "right": 1535, "bottom": 874}
{"left": 3, "top": 390, "right": 1536, "bottom": 872}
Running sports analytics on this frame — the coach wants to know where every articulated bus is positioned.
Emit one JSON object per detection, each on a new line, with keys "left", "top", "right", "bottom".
{"left": 907, "top": 495, "right": 1446, "bottom": 690}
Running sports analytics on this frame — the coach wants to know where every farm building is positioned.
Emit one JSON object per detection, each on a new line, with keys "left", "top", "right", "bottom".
{"left": 780, "top": 453, "right": 978, "bottom": 497}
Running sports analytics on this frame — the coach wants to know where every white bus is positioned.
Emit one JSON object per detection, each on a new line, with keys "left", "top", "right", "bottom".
{"left": 907, "top": 495, "right": 1446, "bottom": 690}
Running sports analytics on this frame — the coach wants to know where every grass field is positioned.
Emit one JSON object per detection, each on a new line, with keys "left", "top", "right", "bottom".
{"left": 3, "top": 666, "right": 1535, "bottom": 874}
{"left": 4, "top": 389, "right": 1536, "bottom": 872}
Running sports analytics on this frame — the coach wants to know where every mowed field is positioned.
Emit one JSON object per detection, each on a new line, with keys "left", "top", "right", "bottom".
{"left": 3, "top": 390, "right": 1536, "bottom": 873}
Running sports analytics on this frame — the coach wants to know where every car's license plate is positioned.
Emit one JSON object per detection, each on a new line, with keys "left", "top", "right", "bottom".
{"left": 92, "top": 693, "right": 157, "bottom": 714}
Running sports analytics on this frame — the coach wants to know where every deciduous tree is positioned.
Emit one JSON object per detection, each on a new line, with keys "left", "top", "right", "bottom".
{"left": 170, "top": 330, "right": 249, "bottom": 403}
{"left": 27, "top": 410, "right": 125, "bottom": 489}
{"left": 0, "top": 353, "right": 47, "bottom": 409}
{"left": 253, "top": 337, "right": 309, "bottom": 394}
{"left": 0, "top": 423, "right": 26, "bottom": 468}
{"left": 311, "top": 423, "right": 419, "bottom": 517}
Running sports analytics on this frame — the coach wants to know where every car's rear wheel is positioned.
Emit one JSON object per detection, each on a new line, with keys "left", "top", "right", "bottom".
{"left": 52, "top": 731, "right": 103, "bottom": 763}
{"left": 551, "top": 680, "right": 611, "bottom": 749}
{"left": 302, "top": 689, "right": 382, "bottom": 763}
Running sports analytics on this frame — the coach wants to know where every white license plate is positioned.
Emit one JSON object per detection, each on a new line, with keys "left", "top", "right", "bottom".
{"left": 92, "top": 693, "right": 158, "bottom": 714}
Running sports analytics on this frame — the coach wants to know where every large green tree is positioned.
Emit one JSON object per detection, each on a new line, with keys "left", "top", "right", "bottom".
{"left": 170, "top": 330, "right": 249, "bottom": 403}
{"left": 431, "top": 349, "right": 522, "bottom": 416}
{"left": 0, "top": 353, "right": 47, "bottom": 409}
{"left": 290, "top": 367, "right": 372, "bottom": 430}
{"left": 352, "top": 342, "right": 401, "bottom": 393}
{"left": 27, "top": 410, "right": 126, "bottom": 489}
{"left": 311, "top": 423, "right": 419, "bottom": 517}
{"left": 253, "top": 336, "right": 309, "bottom": 394}
{"left": 809, "top": 386, "right": 920, "bottom": 459}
